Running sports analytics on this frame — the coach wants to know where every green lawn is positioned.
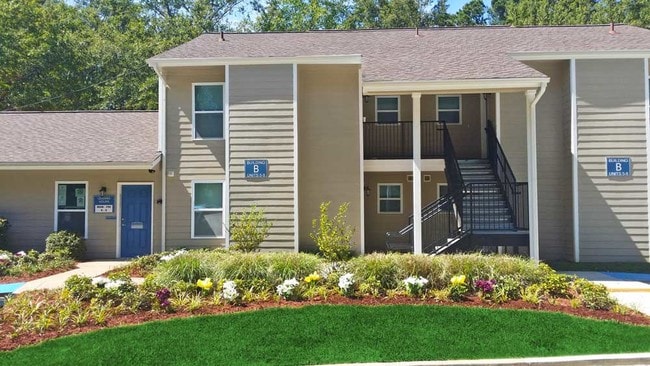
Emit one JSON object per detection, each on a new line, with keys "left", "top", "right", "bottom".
{"left": 2, "top": 305, "right": 649, "bottom": 365}
{"left": 548, "top": 261, "right": 650, "bottom": 274}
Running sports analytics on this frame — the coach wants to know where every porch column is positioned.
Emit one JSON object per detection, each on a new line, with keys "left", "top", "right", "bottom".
{"left": 412, "top": 93, "right": 422, "bottom": 254}
{"left": 526, "top": 89, "right": 540, "bottom": 261}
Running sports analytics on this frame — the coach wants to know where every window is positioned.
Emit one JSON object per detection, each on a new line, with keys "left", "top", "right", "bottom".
{"left": 437, "top": 95, "right": 462, "bottom": 124}
{"left": 193, "top": 83, "right": 224, "bottom": 139}
{"left": 55, "top": 182, "right": 87, "bottom": 238}
{"left": 378, "top": 183, "right": 402, "bottom": 214}
{"left": 192, "top": 181, "right": 224, "bottom": 238}
{"left": 437, "top": 183, "right": 448, "bottom": 198}
{"left": 375, "top": 96, "right": 400, "bottom": 123}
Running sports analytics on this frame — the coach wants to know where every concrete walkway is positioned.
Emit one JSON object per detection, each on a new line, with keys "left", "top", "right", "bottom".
{"left": 14, "top": 261, "right": 130, "bottom": 294}
{"left": 561, "top": 271, "right": 650, "bottom": 316}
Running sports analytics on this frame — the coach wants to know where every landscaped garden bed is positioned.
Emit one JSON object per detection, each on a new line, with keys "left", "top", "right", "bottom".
{"left": 0, "top": 250, "right": 75, "bottom": 284}
{"left": 0, "top": 250, "right": 648, "bottom": 353}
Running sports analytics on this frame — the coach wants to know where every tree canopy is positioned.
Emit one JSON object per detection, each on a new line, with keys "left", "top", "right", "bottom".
{"left": 2, "top": 0, "right": 650, "bottom": 111}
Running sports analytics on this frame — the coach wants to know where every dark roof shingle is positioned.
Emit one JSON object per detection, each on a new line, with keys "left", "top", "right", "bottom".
{"left": 0, "top": 111, "right": 158, "bottom": 165}
{"left": 149, "top": 25, "right": 650, "bottom": 81}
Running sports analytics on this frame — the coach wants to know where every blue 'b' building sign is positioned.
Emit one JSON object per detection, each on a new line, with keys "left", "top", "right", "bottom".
{"left": 606, "top": 157, "right": 631, "bottom": 177}
{"left": 245, "top": 160, "right": 268, "bottom": 179}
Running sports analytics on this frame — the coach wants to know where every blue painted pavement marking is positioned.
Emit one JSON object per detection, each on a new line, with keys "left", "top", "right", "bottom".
{"left": 604, "top": 272, "right": 650, "bottom": 282}
{"left": 0, "top": 282, "right": 25, "bottom": 294}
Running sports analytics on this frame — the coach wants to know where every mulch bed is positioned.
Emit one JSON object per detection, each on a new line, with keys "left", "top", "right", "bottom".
{"left": 0, "top": 265, "right": 76, "bottom": 285}
{"left": 1, "top": 294, "right": 649, "bottom": 351}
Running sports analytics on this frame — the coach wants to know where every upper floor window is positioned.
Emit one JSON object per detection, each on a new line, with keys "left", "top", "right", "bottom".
{"left": 375, "top": 96, "right": 400, "bottom": 123}
{"left": 193, "top": 83, "right": 224, "bottom": 139}
{"left": 437, "top": 95, "right": 462, "bottom": 124}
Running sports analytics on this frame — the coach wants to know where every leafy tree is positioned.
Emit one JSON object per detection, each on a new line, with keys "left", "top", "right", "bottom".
{"left": 455, "top": 0, "right": 487, "bottom": 25}
{"left": 255, "top": 0, "right": 349, "bottom": 31}
{"left": 430, "top": 0, "right": 455, "bottom": 26}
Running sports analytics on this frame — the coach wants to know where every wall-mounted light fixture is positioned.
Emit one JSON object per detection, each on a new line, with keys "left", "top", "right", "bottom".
{"left": 99, "top": 186, "right": 107, "bottom": 197}
{"left": 364, "top": 185, "right": 371, "bottom": 197}
{"left": 363, "top": 95, "right": 369, "bottom": 104}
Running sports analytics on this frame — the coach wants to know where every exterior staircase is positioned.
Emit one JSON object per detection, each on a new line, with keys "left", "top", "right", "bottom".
{"left": 458, "top": 159, "right": 515, "bottom": 231}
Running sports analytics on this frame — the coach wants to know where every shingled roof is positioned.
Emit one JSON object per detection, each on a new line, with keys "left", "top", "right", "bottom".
{"left": 0, "top": 111, "right": 159, "bottom": 167}
{"left": 149, "top": 25, "right": 650, "bottom": 82}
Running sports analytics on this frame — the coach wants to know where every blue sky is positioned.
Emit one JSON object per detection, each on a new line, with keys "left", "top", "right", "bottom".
{"left": 448, "top": 0, "right": 472, "bottom": 13}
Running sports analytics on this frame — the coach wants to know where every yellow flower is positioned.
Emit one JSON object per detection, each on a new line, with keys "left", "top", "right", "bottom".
{"left": 304, "top": 272, "right": 322, "bottom": 284}
{"left": 197, "top": 277, "right": 213, "bottom": 291}
{"left": 450, "top": 275, "right": 466, "bottom": 286}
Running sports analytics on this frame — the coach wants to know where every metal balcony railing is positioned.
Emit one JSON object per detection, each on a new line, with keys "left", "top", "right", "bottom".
{"left": 363, "top": 121, "right": 444, "bottom": 159}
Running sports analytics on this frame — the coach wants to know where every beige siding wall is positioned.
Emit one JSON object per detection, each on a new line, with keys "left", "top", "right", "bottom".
{"left": 363, "top": 94, "right": 482, "bottom": 158}
{"left": 525, "top": 60, "right": 572, "bottom": 261}
{"left": 229, "top": 64, "right": 296, "bottom": 251}
{"left": 0, "top": 170, "right": 162, "bottom": 259}
{"left": 363, "top": 171, "right": 446, "bottom": 253}
{"left": 499, "top": 92, "right": 528, "bottom": 181}
{"left": 298, "top": 65, "right": 362, "bottom": 252}
{"left": 164, "top": 66, "right": 226, "bottom": 249}
{"left": 576, "top": 59, "right": 649, "bottom": 262}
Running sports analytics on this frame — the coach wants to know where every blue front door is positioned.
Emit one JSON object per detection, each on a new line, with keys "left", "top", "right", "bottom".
{"left": 120, "top": 185, "right": 152, "bottom": 258}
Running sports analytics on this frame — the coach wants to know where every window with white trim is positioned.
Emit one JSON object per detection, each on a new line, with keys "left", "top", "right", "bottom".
{"left": 378, "top": 183, "right": 402, "bottom": 214}
{"left": 56, "top": 182, "right": 87, "bottom": 237}
{"left": 437, "top": 95, "right": 461, "bottom": 124}
{"left": 192, "top": 181, "right": 224, "bottom": 238}
{"left": 193, "top": 83, "right": 224, "bottom": 139}
{"left": 437, "top": 183, "right": 448, "bottom": 198}
{"left": 375, "top": 96, "right": 400, "bottom": 123}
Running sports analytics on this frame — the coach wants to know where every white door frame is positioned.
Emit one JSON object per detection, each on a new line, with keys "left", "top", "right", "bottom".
{"left": 116, "top": 182, "right": 155, "bottom": 258}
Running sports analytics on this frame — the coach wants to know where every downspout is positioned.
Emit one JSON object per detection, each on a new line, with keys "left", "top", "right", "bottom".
{"left": 154, "top": 65, "right": 168, "bottom": 253}
{"left": 526, "top": 81, "right": 548, "bottom": 262}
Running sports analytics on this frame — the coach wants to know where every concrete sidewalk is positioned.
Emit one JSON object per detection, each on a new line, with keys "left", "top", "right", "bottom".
{"left": 14, "top": 261, "right": 130, "bottom": 294}
{"left": 561, "top": 271, "right": 650, "bottom": 316}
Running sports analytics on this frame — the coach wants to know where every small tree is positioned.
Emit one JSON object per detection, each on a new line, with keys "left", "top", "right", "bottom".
{"left": 45, "top": 230, "right": 85, "bottom": 260}
{"left": 311, "top": 201, "right": 355, "bottom": 261}
{"left": 229, "top": 206, "right": 272, "bottom": 252}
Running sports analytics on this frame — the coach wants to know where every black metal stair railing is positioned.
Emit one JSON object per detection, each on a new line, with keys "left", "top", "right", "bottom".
{"left": 485, "top": 121, "right": 528, "bottom": 230}
{"left": 363, "top": 121, "right": 445, "bottom": 159}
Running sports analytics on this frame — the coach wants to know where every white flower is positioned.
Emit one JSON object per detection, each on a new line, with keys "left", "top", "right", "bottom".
{"left": 15, "top": 251, "right": 26, "bottom": 257}
{"left": 221, "top": 280, "right": 238, "bottom": 301}
{"left": 160, "top": 249, "right": 187, "bottom": 262}
{"left": 104, "top": 279, "right": 126, "bottom": 290}
{"left": 0, "top": 254, "right": 10, "bottom": 261}
{"left": 403, "top": 276, "right": 429, "bottom": 288}
{"left": 338, "top": 273, "right": 354, "bottom": 291}
{"left": 92, "top": 277, "right": 109, "bottom": 286}
{"left": 276, "top": 278, "right": 299, "bottom": 297}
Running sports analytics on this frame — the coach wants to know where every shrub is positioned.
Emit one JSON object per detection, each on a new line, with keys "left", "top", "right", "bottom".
{"left": 229, "top": 206, "right": 272, "bottom": 252}
{"left": 572, "top": 278, "right": 616, "bottom": 310}
{"left": 349, "top": 253, "right": 400, "bottom": 292}
{"left": 540, "top": 273, "right": 572, "bottom": 298}
{"left": 64, "top": 275, "right": 95, "bottom": 301}
{"left": 0, "top": 217, "right": 9, "bottom": 249}
{"left": 311, "top": 201, "right": 355, "bottom": 261}
{"left": 46, "top": 231, "right": 85, "bottom": 260}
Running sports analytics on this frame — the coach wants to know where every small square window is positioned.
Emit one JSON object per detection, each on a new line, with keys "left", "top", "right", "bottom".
{"left": 375, "top": 96, "right": 400, "bottom": 123}
{"left": 437, "top": 95, "right": 461, "bottom": 124}
{"left": 193, "top": 84, "right": 224, "bottom": 139}
{"left": 378, "top": 183, "right": 402, "bottom": 214}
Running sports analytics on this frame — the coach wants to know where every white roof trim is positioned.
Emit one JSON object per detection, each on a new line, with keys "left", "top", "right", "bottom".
{"left": 363, "top": 78, "right": 549, "bottom": 94}
{"left": 147, "top": 54, "right": 362, "bottom": 68}
{"left": 511, "top": 50, "right": 650, "bottom": 61}
{"left": 0, "top": 162, "right": 156, "bottom": 171}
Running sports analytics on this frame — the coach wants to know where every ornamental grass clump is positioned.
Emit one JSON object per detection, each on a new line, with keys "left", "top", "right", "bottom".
{"left": 403, "top": 276, "right": 429, "bottom": 297}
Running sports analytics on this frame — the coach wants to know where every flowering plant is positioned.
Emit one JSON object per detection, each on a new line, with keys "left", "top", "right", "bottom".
{"left": 474, "top": 279, "right": 497, "bottom": 301}
{"left": 276, "top": 278, "right": 300, "bottom": 300}
{"left": 15, "top": 251, "right": 26, "bottom": 257}
{"left": 221, "top": 280, "right": 240, "bottom": 304}
{"left": 304, "top": 272, "right": 321, "bottom": 285}
{"left": 448, "top": 274, "right": 468, "bottom": 301}
{"left": 91, "top": 276, "right": 127, "bottom": 290}
{"left": 156, "top": 288, "right": 172, "bottom": 311}
{"left": 403, "top": 276, "right": 429, "bottom": 296}
{"left": 338, "top": 273, "right": 355, "bottom": 297}
{"left": 160, "top": 249, "right": 187, "bottom": 262}
{"left": 197, "top": 278, "right": 213, "bottom": 291}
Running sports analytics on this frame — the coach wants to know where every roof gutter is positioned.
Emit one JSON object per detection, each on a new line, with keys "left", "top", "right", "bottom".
{"left": 363, "top": 77, "right": 550, "bottom": 95}
{"left": 146, "top": 54, "right": 362, "bottom": 69}
{"left": 0, "top": 160, "right": 160, "bottom": 171}
{"left": 511, "top": 50, "right": 650, "bottom": 61}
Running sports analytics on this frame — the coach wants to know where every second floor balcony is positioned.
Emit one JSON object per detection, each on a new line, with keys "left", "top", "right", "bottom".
{"left": 363, "top": 121, "right": 445, "bottom": 160}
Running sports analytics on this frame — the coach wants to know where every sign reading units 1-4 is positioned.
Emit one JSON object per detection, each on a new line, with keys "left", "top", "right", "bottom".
{"left": 93, "top": 195, "right": 115, "bottom": 213}
{"left": 245, "top": 160, "right": 268, "bottom": 179}
{"left": 606, "top": 157, "right": 631, "bottom": 177}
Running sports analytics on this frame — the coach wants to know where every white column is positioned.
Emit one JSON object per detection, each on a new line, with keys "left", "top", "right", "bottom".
{"left": 495, "top": 92, "right": 501, "bottom": 140}
{"left": 480, "top": 93, "right": 487, "bottom": 158}
{"left": 412, "top": 93, "right": 422, "bottom": 254}
{"left": 570, "top": 59, "right": 580, "bottom": 263}
{"left": 526, "top": 90, "right": 540, "bottom": 262}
